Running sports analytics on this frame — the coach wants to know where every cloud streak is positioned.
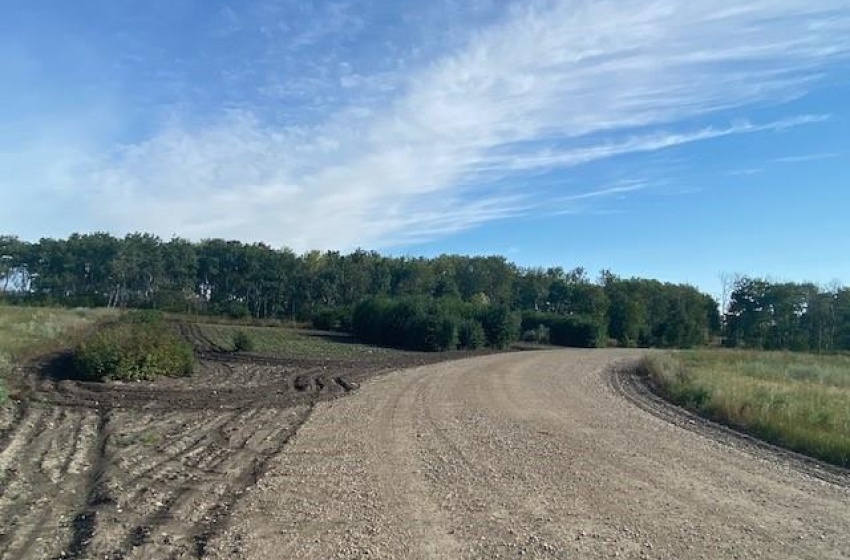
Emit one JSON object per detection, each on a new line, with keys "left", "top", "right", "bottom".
{"left": 6, "top": 0, "right": 850, "bottom": 249}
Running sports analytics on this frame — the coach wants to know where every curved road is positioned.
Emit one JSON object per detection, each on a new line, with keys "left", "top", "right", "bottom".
{"left": 208, "top": 350, "right": 849, "bottom": 560}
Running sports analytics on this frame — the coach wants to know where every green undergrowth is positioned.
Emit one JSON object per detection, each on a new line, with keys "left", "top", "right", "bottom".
{"left": 74, "top": 311, "right": 194, "bottom": 382}
{"left": 640, "top": 350, "right": 850, "bottom": 468}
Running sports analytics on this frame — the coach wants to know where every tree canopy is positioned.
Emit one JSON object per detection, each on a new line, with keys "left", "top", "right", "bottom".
{"left": 5, "top": 232, "right": 845, "bottom": 352}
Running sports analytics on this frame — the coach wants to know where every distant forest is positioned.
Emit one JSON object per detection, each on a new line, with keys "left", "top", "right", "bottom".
{"left": 1, "top": 233, "right": 848, "bottom": 352}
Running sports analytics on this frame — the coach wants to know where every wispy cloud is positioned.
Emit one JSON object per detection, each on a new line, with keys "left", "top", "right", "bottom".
{"left": 558, "top": 181, "right": 653, "bottom": 203}
{"left": 5, "top": 0, "right": 850, "bottom": 249}
{"left": 772, "top": 152, "right": 840, "bottom": 164}
{"left": 550, "top": 179, "right": 657, "bottom": 215}
{"left": 726, "top": 168, "right": 765, "bottom": 177}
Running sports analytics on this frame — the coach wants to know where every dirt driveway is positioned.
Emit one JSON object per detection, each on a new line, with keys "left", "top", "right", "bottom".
{"left": 206, "top": 350, "right": 849, "bottom": 560}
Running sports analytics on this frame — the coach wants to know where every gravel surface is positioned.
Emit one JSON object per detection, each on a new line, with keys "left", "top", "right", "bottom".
{"left": 208, "top": 349, "right": 850, "bottom": 560}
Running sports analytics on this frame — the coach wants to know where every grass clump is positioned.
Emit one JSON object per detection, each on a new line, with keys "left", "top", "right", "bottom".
{"left": 639, "top": 350, "right": 850, "bottom": 468}
{"left": 74, "top": 319, "right": 194, "bottom": 382}
{"left": 232, "top": 330, "right": 255, "bottom": 352}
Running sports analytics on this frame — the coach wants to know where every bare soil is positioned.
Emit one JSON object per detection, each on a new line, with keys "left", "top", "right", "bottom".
{"left": 2, "top": 346, "right": 848, "bottom": 560}
{"left": 0, "top": 324, "right": 456, "bottom": 560}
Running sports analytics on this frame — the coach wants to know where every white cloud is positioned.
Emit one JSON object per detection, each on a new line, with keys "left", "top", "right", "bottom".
{"left": 6, "top": 0, "right": 850, "bottom": 249}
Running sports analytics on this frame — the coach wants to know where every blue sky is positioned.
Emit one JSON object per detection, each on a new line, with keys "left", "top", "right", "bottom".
{"left": 2, "top": 1, "right": 849, "bottom": 297}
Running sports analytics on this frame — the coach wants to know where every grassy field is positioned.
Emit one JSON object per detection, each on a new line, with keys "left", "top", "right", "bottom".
{"left": 0, "top": 305, "right": 116, "bottom": 402}
{"left": 193, "top": 322, "right": 405, "bottom": 359}
{"left": 641, "top": 350, "right": 850, "bottom": 468}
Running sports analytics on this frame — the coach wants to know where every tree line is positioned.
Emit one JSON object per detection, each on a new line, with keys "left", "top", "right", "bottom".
{"left": 724, "top": 277, "right": 850, "bottom": 352}
{"left": 1, "top": 232, "right": 845, "bottom": 352}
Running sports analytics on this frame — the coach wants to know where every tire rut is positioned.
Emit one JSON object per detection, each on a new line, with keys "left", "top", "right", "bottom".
{"left": 608, "top": 361, "right": 850, "bottom": 488}
{"left": 1, "top": 324, "right": 476, "bottom": 559}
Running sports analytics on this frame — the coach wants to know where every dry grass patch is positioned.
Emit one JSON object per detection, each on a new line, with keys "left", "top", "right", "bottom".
{"left": 640, "top": 350, "right": 850, "bottom": 467}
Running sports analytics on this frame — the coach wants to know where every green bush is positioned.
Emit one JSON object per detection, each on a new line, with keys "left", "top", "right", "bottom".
{"left": 232, "top": 330, "right": 255, "bottom": 352}
{"left": 549, "top": 315, "right": 606, "bottom": 348}
{"left": 477, "top": 306, "right": 520, "bottom": 349}
{"left": 311, "top": 307, "right": 351, "bottom": 332}
{"left": 218, "top": 301, "right": 250, "bottom": 320}
{"left": 419, "top": 315, "right": 458, "bottom": 352}
{"left": 522, "top": 324, "right": 551, "bottom": 344}
{"left": 458, "top": 319, "right": 486, "bottom": 350}
{"left": 353, "top": 297, "right": 492, "bottom": 351}
{"left": 0, "top": 379, "right": 6, "bottom": 405}
{"left": 74, "top": 322, "right": 194, "bottom": 382}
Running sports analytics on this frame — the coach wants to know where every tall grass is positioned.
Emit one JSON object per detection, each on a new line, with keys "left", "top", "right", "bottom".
{"left": 0, "top": 306, "right": 117, "bottom": 402}
{"left": 640, "top": 350, "right": 850, "bottom": 467}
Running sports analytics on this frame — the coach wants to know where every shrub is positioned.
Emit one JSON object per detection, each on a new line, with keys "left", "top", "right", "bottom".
{"left": 353, "top": 297, "right": 487, "bottom": 351}
{"left": 478, "top": 306, "right": 520, "bottom": 349}
{"left": 0, "top": 379, "right": 6, "bottom": 405}
{"left": 218, "top": 301, "right": 250, "bottom": 320}
{"left": 232, "top": 330, "right": 255, "bottom": 352}
{"left": 311, "top": 307, "right": 351, "bottom": 332}
{"left": 74, "top": 322, "right": 194, "bottom": 382}
{"left": 420, "top": 315, "right": 457, "bottom": 352}
{"left": 522, "top": 324, "right": 551, "bottom": 344}
{"left": 458, "top": 319, "right": 486, "bottom": 350}
{"left": 549, "top": 316, "right": 606, "bottom": 348}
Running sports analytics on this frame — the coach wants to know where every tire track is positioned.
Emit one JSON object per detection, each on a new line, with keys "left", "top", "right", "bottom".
{"left": 2, "top": 322, "right": 467, "bottom": 559}
{"left": 608, "top": 361, "right": 850, "bottom": 488}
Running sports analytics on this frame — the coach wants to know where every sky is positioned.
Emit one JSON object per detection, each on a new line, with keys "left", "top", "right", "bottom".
{"left": 1, "top": 0, "right": 849, "bottom": 298}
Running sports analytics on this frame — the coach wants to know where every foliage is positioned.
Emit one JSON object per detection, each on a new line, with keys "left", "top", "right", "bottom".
{"left": 724, "top": 277, "right": 850, "bottom": 352}
{"left": 640, "top": 350, "right": 850, "bottom": 467}
{"left": 521, "top": 324, "right": 551, "bottom": 344}
{"left": 477, "top": 306, "right": 519, "bottom": 349}
{"left": 311, "top": 306, "right": 351, "bottom": 331}
{"left": 12, "top": 236, "right": 841, "bottom": 355}
{"left": 600, "top": 275, "right": 717, "bottom": 348}
{"left": 352, "top": 297, "right": 490, "bottom": 352}
{"left": 232, "top": 330, "right": 255, "bottom": 352}
{"left": 457, "top": 319, "right": 486, "bottom": 350}
{"left": 549, "top": 316, "right": 606, "bottom": 348}
{"left": 405, "top": 314, "right": 458, "bottom": 352}
{"left": 74, "top": 321, "right": 194, "bottom": 382}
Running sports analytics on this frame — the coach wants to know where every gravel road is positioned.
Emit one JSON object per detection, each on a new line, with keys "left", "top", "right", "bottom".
{"left": 206, "top": 350, "right": 850, "bottom": 560}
